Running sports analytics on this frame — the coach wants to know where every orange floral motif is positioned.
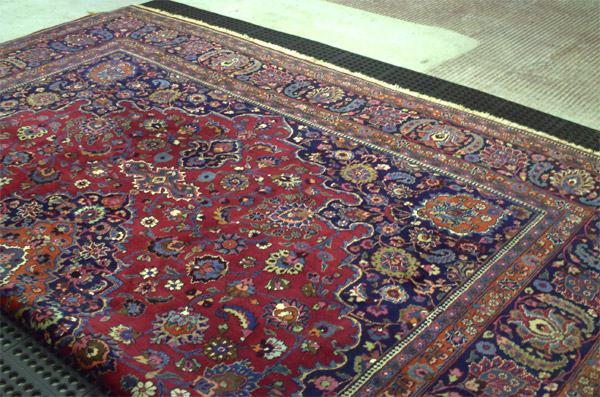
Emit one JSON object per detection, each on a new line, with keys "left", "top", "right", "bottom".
{"left": 415, "top": 193, "right": 505, "bottom": 236}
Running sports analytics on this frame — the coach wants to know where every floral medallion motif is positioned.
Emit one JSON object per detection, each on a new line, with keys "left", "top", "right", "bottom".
{"left": 414, "top": 193, "right": 505, "bottom": 236}
{"left": 371, "top": 247, "right": 419, "bottom": 281}
{"left": 87, "top": 59, "right": 137, "bottom": 85}
{"left": 464, "top": 357, "right": 541, "bottom": 396}
{"left": 0, "top": 244, "right": 29, "bottom": 286}
{"left": 151, "top": 307, "right": 210, "bottom": 346}
{"left": 180, "top": 139, "right": 242, "bottom": 169}
{"left": 508, "top": 304, "right": 584, "bottom": 354}
{"left": 400, "top": 118, "right": 478, "bottom": 152}
{"left": 186, "top": 255, "right": 229, "bottom": 283}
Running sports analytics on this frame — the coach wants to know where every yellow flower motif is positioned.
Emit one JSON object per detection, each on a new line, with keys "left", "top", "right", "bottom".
{"left": 264, "top": 249, "right": 305, "bottom": 275}
{"left": 108, "top": 324, "right": 136, "bottom": 345}
{"left": 549, "top": 169, "right": 595, "bottom": 195}
{"left": 132, "top": 381, "right": 156, "bottom": 397}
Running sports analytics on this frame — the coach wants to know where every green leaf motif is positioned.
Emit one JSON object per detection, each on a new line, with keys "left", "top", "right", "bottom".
{"left": 164, "top": 266, "right": 179, "bottom": 276}
{"left": 271, "top": 365, "right": 291, "bottom": 375}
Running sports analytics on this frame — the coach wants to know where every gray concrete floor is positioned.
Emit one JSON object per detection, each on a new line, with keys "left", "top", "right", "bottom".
{"left": 1, "top": 0, "right": 598, "bottom": 130}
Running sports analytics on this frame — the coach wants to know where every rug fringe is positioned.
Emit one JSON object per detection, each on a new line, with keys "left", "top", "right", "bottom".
{"left": 135, "top": 5, "right": 599, "bottom": 157}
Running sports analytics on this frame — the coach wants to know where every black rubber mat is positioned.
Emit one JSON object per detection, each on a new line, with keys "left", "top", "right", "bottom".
{"left": 142, "top": 0, "right": 599, "bottom": 151}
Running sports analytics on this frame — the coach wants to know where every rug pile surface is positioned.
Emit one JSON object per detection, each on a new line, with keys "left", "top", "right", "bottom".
{"left": 0, "top": 4, "right": 598, "bottom": 396}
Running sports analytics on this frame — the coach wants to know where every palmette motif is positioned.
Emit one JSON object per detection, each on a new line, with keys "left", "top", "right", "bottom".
{"left": 0, "top": 6, "right": 598, "bottom": 396}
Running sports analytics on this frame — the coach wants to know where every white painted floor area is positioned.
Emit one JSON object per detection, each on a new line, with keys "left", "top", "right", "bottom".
{"left": 0, "top": 0, "right": 147, "bottom": 40}
{"left": 0, "top": 0, "right": 477, "bottom": 70}
{"left": 174, "top": 0, "right": 478, "bottom": 71}
{"left": 0, "top": 0, "right": 597, "bottom": 129}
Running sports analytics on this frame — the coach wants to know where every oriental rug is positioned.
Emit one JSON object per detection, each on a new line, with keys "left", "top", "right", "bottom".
{"left": 1, "top": 4, "right": 599, "bottom": 397}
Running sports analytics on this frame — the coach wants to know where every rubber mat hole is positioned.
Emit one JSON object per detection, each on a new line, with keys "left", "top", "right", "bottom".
{"left": 50, "top": 378, "right": 60, "bottom": 386}
{"left": 12, "top": 348, "right": 23, "bottom": 356}
{"left": 32, "top": 391, "right": 42, "bottom": 397}
{"left": 8, "top": 371, "right": 18, "bottom": 380}
{"left": 4, "top": 386, "right": 14, "bottom": 394}
{"left": 16, "top": 377, "right": 26, "bottom": 386}
{"left": 58, "top": 384, "right": 68, "bottom": 392}
{"left": 0, "top": 379, "right": 6, "bottom": 386}
{"left": 23, "top": 384, "right": 34, "bottom": 393}
{"left": 34, "top": 366, "right": 45, "bottom": 374}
